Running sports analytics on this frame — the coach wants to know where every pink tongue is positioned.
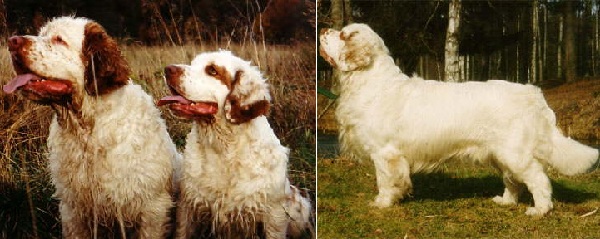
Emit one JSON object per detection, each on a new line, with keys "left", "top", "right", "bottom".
{"left": 157, "top": 95, "right": 192, "bottom": 106}
{"left": 3, "top": 73, "right": 41, "bottom": 94}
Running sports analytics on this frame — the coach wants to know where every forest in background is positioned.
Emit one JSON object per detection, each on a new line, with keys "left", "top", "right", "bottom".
{"left": 0, "top": 0, "right": 315, "bottom": 44}
{"left": 318, "top": 0, "right": 600, "bottom": 85}
{"left": 317, "top": 0, "right": 600, "bottom": 140}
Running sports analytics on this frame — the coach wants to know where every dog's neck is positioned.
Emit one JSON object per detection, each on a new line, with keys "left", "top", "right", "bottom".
{"left": 339, "top": 54, "right": 405, "bottom": 92}
{"left": 191, "top": 116, "right": 270, "bottom": 151}
{"left": 51, "top": 86, "right": 127, "bottom": 133}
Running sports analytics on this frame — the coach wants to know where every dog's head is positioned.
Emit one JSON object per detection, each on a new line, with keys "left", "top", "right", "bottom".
{"left": 158, "top": 51, "right": 271, "bottom": 125}
{"left": 3, "top": 16, "right": 129, "bottom": 107}
{"left": 319, "top": 23, "right": 389, "bottom": 72}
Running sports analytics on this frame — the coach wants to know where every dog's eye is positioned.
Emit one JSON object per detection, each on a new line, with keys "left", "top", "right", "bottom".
{"left": 52, "top": 35, "right": 67, "bottom": 46}
{"left": 205, "top": 65, "right": 218, "bottom": 76}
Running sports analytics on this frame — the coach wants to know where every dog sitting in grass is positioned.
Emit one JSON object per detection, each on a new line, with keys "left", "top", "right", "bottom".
{"left": 3, "top": 16, "right": 178, "bottom": 237}
{"left": 158, "top": 50, "right": 312, "bottom": 238}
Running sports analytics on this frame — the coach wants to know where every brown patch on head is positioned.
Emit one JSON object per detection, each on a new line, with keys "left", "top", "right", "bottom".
{"left": 226, "top": 98, "right": 270, "bottom": 124}
{"left": 225, "top": 70, "right": 270, "bottom": 124}
{"left": 338, "top": 29, "right": 374, "bottom": 71}
{"left": 7, "top": 36, "right": 36, "bottom": 76}
{"left": 205, "top": 63, "right": 233, "bottom": 89}
{"left": 82, "top": 21, "right": 130, "bottom": 96}
{"left": 164, "top": 65, "right": 184, "bottom": 94}
{"left": 339, "top": 30, "right": 357, "bottom": 41}
{"left": 319, "top": 28, "right": 329, "bottom": 36}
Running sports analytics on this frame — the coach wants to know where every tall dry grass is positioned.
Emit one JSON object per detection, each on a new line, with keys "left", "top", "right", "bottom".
{"left": 0, "top": 46, "right": 58, "bottom": 238}
{"left": 0, "top": 42, "right": 315, "bottom": 237}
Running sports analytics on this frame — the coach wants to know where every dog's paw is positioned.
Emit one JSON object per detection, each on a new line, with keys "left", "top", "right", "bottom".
{"left": 369, "top": 196, "right": 393, "bottom": 208}
{"left": 492, "top": 195, "right": 517, "bottom": 206}
{"left": 525, "top": 207, "right": 549, "bottom": 217}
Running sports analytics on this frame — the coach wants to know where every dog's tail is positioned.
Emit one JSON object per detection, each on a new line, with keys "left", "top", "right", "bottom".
{"left": 545, "top": 127, "right": 599, "bottom": 175}
{"left": 285, "top": 182, "right": 313, "bottom": 238}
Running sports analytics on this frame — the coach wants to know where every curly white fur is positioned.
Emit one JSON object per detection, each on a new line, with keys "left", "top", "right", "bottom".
{"left": 5, "top": 17, "right": 178, "bottom": 237}
{"left": 319, "top": 23, "right": 599, "bottom": 216}
{"left": 161, "top": 51, "right": 311, "bottom": 238}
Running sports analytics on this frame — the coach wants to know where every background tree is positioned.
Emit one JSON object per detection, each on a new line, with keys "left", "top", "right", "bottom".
{"left": 330, "top": 0, "right": 345, "bottom": 29}
{"left": 563, "top": 0, "right": 577, "bottom": 82}
{"left": 318, "top": 0, "right": 600, "bottom": 85}
{"left": 2, "top": 0, "right": 315, "bottom": 45}
{"left": 531, "top": 0, "right": 540, "bottom": 84}
{"left": 0, "top": 0, "right": 6, "bottom": 40}
{"left": 316, "top": 0, "right": 350, "bottom": 128}
{"left": 444, "top": 0, "right": 461, "bottom": 82}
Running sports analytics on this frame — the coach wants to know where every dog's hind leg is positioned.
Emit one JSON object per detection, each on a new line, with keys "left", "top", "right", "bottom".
{"left": 493, "top": 172, "right": 525, "bottom": 206}
{"left": 495, "top": 150, "right": 553, "bottom": 216}
{"left": 370, "top": 146, "right": 411, "bottom": 208}
{"left": 519, "top": 162, "right": 553, "bottom": 216}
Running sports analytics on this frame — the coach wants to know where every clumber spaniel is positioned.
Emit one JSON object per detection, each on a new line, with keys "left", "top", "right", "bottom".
{"left": 157, "top": 51, "right": 311, "bottom": 238}
{"left": 3, "top": 17, "right": 179, "bottom": 237}
{"left": 319, "top": 23, "right": 599, "bottom": 216}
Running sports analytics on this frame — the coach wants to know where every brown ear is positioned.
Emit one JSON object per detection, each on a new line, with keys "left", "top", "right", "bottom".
{"left": 82, "top": 21, "right": 130, "bottom": 95}
{"left": 339, "top": 38, "right": 373, "bottom": 71}
{"left": 225, "top": 70, "right": 271, "bottom": 124}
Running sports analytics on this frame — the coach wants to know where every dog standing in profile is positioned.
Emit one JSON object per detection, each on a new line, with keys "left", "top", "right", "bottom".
{"left": 319, "top": 23, "right": 599, "bottom": 216}
{"left": 3, "top": 16, "right": 178, "bottom": 237}
{"left": 158, "top": 50, "right": 312, "bottom": 238}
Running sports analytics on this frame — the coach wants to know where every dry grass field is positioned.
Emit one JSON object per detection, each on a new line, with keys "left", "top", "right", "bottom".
{"left": 0, "top": 42, "right": 316, "bottom": 238}
{"left": 544, "top": 79, "right": 600, "bottom": 141}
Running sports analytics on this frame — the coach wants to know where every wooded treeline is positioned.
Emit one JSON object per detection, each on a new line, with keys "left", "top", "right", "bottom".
{"left": 318, "top": 0, "right": 600, "bottom": 85}
{"left": 0, "top": 0, "right": 315, "bottom": 45}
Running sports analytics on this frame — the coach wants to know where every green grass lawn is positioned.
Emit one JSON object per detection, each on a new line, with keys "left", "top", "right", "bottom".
{"left": 317, "top": 156, "right": 600, "bottom": 238}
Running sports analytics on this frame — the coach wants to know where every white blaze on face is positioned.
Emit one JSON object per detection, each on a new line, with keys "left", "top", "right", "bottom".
{"left": 26, "top": 17, "right": 89, "bottom": 87}
{"left": 179, "top": 55, "right": 233, "bottom": 109}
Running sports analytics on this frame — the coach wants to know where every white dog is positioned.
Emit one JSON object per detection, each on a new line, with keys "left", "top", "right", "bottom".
{"left": 319, "top": 23, "right": 599, "bottom": 216}
{"left": 158, "top": 51, "right": 311, "bottom": 238}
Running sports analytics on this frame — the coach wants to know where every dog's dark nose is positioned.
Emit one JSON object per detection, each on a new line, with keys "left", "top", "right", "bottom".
{"left": 8, "top": 36, "right": 24, "bottom": 51}
{"left": 164, "top": 65, "right": 182, "bottom": 78}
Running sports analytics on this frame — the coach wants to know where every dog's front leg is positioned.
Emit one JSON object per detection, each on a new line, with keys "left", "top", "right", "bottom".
{"left": 369, "top": 147, "right": 412, "bottom": 208}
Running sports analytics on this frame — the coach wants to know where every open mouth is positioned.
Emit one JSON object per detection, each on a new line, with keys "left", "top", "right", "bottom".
{"left": 157, "top": 90, "right": 218, "bottom": 121}
{"left": 3, "top": 54, "right": 73, "bottom": 100}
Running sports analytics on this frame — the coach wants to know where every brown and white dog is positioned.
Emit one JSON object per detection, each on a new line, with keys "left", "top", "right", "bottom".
{"left": 158, "top": 50, "right": 311, "bottom": 238}
{"left": 3, "top": 16, "right": 178, "bottom": 237}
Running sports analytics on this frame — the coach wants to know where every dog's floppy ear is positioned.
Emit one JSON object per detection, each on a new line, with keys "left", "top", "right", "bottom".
{"left": 338, "top": 27, "right": 388, "bottom": 71}
{"left": 82, "top": 21, "right": 130, "bottom": 96}
{"left": 225, "top": 68, "right": 271, "bottom": 124}
{"left": 339, "top": 33, "right": 374, "bottom": 71}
